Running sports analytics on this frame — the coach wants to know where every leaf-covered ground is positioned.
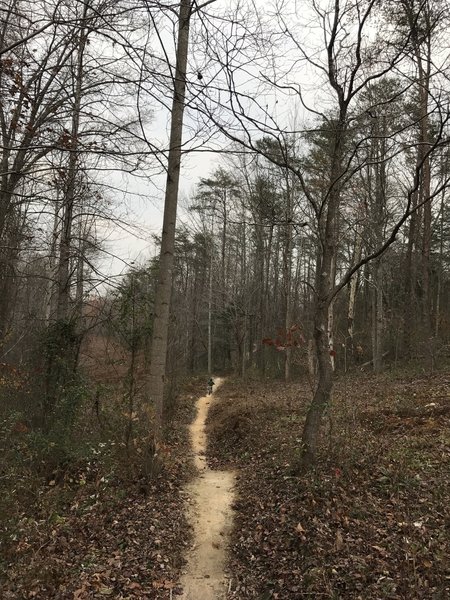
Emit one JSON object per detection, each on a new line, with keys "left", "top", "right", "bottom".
{"left": 3, "top": 367, "right": 449, "bottom": 599}
{"left": 0, "top": 379, "right": 204, "bottom": 599}
{"left": 206, "top": 369, "right": 450, "bottom": 599}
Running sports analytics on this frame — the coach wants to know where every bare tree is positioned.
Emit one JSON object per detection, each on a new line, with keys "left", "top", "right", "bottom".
{"left": 145, "top": 0, "right": 193, "bottom": 472}
{"left": 193, "top": 0, "right": 450, "bottom": 464}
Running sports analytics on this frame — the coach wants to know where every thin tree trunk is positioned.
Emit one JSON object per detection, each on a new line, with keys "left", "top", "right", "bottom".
{"left": 402, "top": 0, "right": 432, "bottom": 340}
{"left": 376, "top": 262, "right": 383, "bottom": 371}
{"left": 189, "top": 260, "right": 199, "bottom": 372}
{"left": 418, "top": 29, "right": 432, "bottom": 331}
{"left": 372, "top": 116, "right": 387, "bottom": 373}
{"left": 242, "top": 208, "right": 248, "bottom": 377}
{"left": 372, "top": 259, "right": 384, "bottom": 373}
{"left": 403, "top": 189, "right": 419, "bottom": 354}
{"left": 45, "top": 195, "right": 60, "bottom": 323}
{"left": 272, "top": 230, "right": 280, "bottom": 327}
{"left": 435, "top": 191, "right": 444, "bottom": 337}
{"left": 307, "top": 338, "right": 316, "bottom": 381}
{"left": 221, "top": 190, "right": 227, "bottom": 306}
{"left": 241, "top": 322, "right": 247, "bottom": 378}
{"left": 207, "top": 235, "right": 213, "bottom": 375}
{"left": 327, "top": 254, "right": 337, "bottom": 372}
{"left": 125, "top": 275, "right": 137, "bottom": 450}
{"left": 261, "top": 224, "right": 273, "bottom": 375}
{"left": 347, "top": 227, "right": 362, "bottom": 362}
{"left": 74, "top": 215, "right": 89, "bottom": 322}
{"left": 284, "top": 173, "right": 293, "bottom": 383}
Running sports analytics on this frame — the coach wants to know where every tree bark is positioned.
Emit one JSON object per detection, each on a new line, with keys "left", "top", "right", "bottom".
{"left": 347, "top": 227, "right": 362, "bottom": 362}
{"left": 371, "top": 114, "right": 387, "bottom": 372}
{"left": 327, "top": 254, "right": 337, "bottom": 371}
{"left": 147, "top": 0, "right": 192, "bottom": 461}
{"left": 302, "top": 297, "right": 334, "bottom": 465}
{"left": 56, "top": 1, "right": 89, "bottom": 322}
{"left": 372, "top": 259, "right": 384, "bottom": 373}
{"left": 403, "top": 188, "right": 420, "bottom": 354}
{"left": 301, "top": 226, "right": 339, "bottom": 465}
{"left": 283, "top": 173, "right": 293, "bottom": 383}
{"left": 301, "top": 102, "right": 346, "bottom": 465}
{"left": 207, "top": 233, "right": 213, "bottom": 375}
{"left": 401, "top": 0, "right": 433, "bottom": 344}
{"left": 435, "top": 190, "right": 445, "bottom": 337}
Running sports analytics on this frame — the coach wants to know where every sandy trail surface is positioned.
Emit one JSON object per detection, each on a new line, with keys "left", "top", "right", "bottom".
{"left": 180, "top": 378, "right": 235, "bottom": 600}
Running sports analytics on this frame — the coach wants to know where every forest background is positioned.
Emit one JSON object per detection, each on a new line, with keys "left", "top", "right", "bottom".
{"left": 1, "top": 0, "right": 450, "bottom": 597}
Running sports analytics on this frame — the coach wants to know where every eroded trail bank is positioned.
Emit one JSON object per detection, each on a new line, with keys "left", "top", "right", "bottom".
{"left": 180, "top": 378, "right": 235, "bottom": 600}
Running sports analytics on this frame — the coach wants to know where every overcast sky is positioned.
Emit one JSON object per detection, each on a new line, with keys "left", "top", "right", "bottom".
{"left": 97, "top": 0, "right": 375, "bottom": 285}
{"left": 99, "top": 0, "right": 283, "bottom": 282}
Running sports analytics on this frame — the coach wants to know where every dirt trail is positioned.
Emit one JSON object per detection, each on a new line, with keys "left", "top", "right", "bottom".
{"left": 180, "top": 378, "right": 235, "bottom": 600}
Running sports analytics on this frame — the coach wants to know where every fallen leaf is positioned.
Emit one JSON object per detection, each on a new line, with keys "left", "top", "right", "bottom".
{"left": 127, "top": 582, "right": 142, "bottom": 590}
{"left": 99, "top": 588, "right": 114, "bottom": 596}
{"left": 153, "top": 579, "right": 175, "bottom": 589}
{"left": 295, "top": 523, "right": 305, "bottom": 534}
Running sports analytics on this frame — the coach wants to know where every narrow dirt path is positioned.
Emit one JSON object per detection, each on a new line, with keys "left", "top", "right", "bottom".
{"left": 180, "top": 378, "right": 235, "bottom": 600}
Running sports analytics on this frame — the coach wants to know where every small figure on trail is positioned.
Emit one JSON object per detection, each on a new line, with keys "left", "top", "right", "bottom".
{"left": 207, "top": 377, "right": 215, "bottom": 395}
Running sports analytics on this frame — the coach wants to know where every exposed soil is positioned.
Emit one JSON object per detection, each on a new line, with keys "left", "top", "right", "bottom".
{"left": 206, "top": 370, "right": 450, "bottom": 599}
{"left": 180, "top": 378, "right": 235, "bottom": 600}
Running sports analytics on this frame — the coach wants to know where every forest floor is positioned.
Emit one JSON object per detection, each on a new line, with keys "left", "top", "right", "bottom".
{"left": 0, "top": 378, "right": 204, "bottom": 599}
{"left": 206, "top": 365, "right": 450, "bottom": 599}
{"left": 2, "top": 365, "right": 449, "bottom": 599}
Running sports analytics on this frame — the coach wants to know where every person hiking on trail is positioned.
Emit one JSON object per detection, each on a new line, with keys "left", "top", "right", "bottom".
{"left": 207, "top": 377, "right": 215, "bottom": 395}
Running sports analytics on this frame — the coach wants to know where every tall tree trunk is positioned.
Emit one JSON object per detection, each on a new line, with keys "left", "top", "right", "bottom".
{"left": 347, "top": 227, "right": 362, "bottom": 362}
{"left": 301, "top": 109, "right": 345, "bottom": 466}
{"left": 45, "top": 195, "right": 60, "bottom": 324}
{"left": 372, "top": 259, "right": 384, "bottom": 373}
{"left": 401, "top": 0, "right": 433, "bottom": 342}
{"left": 403, "top": 189, "right": 420, "bottom": 354}
{"left": 302, "top": 235, "right": 338, "bottom": 465}
{"left": 56, "top": 2, "right": 88, "bottom": 322}
{"left": 241, "top": 208, "right": 248, "bottom": 377}
{"left": 207, "top": 235, "right": 213, "bottom": 375}
{"left": 188, "top": 260, "right": 199, "bottom": 372}
{"left": 221, "top": 190, "right": 227, "bottom": 306}
{"left": 302, "top": 295, "right": 334, "bottom": 465}
{"left": 74, "top": 215, "right": 89, "bottom": 323}
{"left": 327, "top": 254, "right": 337, "bottom": 371}
{"left": 147, "top": 0, "right": 191, "bottom": 462}
{"left": 241, "top": 321, "right": 247, "bottom": 377}
{"left": 419, "top": 82, "right": 432, "bottom": 330}
{"left": 125, "top": 275, "right": 137, "bottom": 450}
{"left": 283, "top": 175, "right": 293, "bottom": 383}
{"left": 416, "top": 18, "right": 432, "bottom": 331}
{"left": 261, "top": 223, "right": 273, "bottom": 375}
{"left": 372, "top": 116, "right": 387, "bottom": 372}
{"left": 435, "top": 191, "right": 445, "bottom": 337}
